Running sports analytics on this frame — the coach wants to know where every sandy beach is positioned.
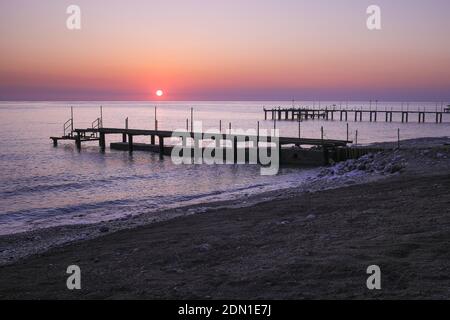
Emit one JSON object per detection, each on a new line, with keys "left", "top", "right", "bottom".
{"left": 0, "top": 138, "right": 449, "bottom": 299}
{"left": 1, "top": 0, "right": 450, "bottom": 304}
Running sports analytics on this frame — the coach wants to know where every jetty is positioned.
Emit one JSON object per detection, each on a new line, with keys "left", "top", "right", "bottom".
{"left": 263, "top": 106, "right": 448, "bottom": 123}
{"left": 50, "top": 107, "right": 372, "bottom": 166}
{"left": 52, "top": 127, "right": 356, "bottom": 165}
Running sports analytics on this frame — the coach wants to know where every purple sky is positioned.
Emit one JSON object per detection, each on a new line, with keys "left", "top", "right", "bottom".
{"left": 1, "top": 0, "right": 449, "bottom": 101}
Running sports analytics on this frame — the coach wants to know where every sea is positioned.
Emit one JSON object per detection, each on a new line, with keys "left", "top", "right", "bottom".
{"left": 0, "top": 101, "right": 448, "bottom": 235}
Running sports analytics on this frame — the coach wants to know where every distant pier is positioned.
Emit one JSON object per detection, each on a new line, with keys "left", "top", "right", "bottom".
{"left": 263, "top": 106, "right": 448, "bottom": 123}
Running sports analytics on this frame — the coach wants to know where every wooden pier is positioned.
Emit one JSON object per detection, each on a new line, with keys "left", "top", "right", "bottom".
{"left": 50, "top": 107, "right": 394, "bottom": 166}
{"left": 75, "top": 128, "right": 347, "bottom": 149}
{"left": 263, "top": 106, "right": 448, "bottom": 123}
{"left": 51, "top": 126, "right": 362, "bottom": 166}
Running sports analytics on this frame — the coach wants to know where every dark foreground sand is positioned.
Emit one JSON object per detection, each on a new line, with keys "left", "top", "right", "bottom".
{"left": 1, "top": 172, "right": 449, "bottom": 299}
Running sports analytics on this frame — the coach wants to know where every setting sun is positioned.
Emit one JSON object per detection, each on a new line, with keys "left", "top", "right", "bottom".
{"left": 156, "top": 90, "right": 164, "bottom": 97}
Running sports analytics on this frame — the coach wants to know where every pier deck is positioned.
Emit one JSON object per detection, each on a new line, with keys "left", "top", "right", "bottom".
{"left": 51, "top": 127, "right": 355, "bottom": 166}
{"left": 73, "top": 127, "right": 350, "bottom": 147}
{"left": 50, "top": 135, "right": 100, "bottom": 147}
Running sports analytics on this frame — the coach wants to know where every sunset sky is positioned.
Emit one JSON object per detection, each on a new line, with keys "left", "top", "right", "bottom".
{"left": 0, "top": 0, "right": 449, "bottom": 101}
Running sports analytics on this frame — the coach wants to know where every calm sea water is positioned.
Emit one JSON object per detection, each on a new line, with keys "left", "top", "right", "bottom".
{"left": 0, "top": 101, "right": 449, "bottom": 235}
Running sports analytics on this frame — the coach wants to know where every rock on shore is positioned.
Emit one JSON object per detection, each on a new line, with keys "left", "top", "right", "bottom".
{"left": 318, "top": 151, "right": 407, "bottom": 178}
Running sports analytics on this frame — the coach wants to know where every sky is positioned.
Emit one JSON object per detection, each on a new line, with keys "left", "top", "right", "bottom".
{"left": 0, "top": 0, "right": 449, "bottom": 101}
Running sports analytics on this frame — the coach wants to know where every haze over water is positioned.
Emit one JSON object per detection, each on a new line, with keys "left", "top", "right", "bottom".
{"left": 0, "top": 101, "right": 449, "bottom": 235}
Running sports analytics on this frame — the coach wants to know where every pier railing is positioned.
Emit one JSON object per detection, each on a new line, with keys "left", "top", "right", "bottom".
{"left": 91, "top": 118, "right": 102, "bottom": 137}
{"left": 63, "top": 118, "right": 73, "bottom": 137}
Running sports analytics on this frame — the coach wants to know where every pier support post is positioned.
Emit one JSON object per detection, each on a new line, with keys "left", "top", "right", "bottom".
{"left": 244, "top": 136, "right": 250, "bottom": 163}
{"left": 76, "top": 132, "right": 81, "bottom": 150}
{"left": 128, "top": 134, "right": 133, "bottom": 153}
{"left": 151, "top": 135, "right": 155, "bottom": 145}
{"left": 159, "top": 136, "right": 164, "bottom": 159}
{"left": 52, "top": 138, "right": 58, "bottom": 147}
{"left": 123, "top": 117, "right": 128, "bottom": 143}
{"left": 99, "top": 132, "right": 106, "bottom": 151}
{"left": 264, "top": 110, "right": 267, "bottom": 120}
{"left": 233, "top": 136, "right": 238, "bottom": 163}
{"left": 257, "top": 121, "right": 260, "bottom": 145}
{"left": 346, "top": 123, "right": 349, "bottom": 142}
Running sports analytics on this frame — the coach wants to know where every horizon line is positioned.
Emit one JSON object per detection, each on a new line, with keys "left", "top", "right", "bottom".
{"left": 1, "top": 99, "right": 449, "bottom": 103}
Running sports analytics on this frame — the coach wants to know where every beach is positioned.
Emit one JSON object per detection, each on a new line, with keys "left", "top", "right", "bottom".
{"left": 1, "top": 0, "right": 450, "bottom": 304}
{"left": 1, "top": 138, "right": 449, "bottom": 299}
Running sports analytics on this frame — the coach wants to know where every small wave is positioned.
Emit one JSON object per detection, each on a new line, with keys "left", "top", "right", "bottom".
{"left": 0, "top": 170, "right": 180, "bottom": 199}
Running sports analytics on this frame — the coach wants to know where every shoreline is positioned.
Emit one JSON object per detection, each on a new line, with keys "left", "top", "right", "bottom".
{"left": 1, "top": 137, "right": 449, "bottom": 267}
{"left": 0, "top": 166, "right": 380, "bottom": 266}
{"left": 1, "top": 171, "right": 449, "bottom": 299}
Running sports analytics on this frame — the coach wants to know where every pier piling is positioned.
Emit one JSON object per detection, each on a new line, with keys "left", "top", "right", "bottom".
{"left": 99, "top": 132, "right": 106, "bottom": 151}
{"left": 128, "top": 134, "right": 133, "bottom": 154}
{"left": 159, "top": 136, "right": 164, "bottom": 158}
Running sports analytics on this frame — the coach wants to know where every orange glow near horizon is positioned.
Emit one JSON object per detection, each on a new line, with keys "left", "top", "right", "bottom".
{"left": 0, "top": 0, "right": 449, "bottom": 101}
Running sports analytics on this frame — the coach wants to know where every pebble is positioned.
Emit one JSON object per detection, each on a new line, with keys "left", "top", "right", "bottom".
{"left": 99, "top": 226, "right": 109, "bottom": 233}
{"left": 197, "top": 243, "right": 211, "bottom": 252}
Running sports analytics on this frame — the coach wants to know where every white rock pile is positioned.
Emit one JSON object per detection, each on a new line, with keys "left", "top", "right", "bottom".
{"left": 318, "top": 151, "right": 407, "bottom": 178}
